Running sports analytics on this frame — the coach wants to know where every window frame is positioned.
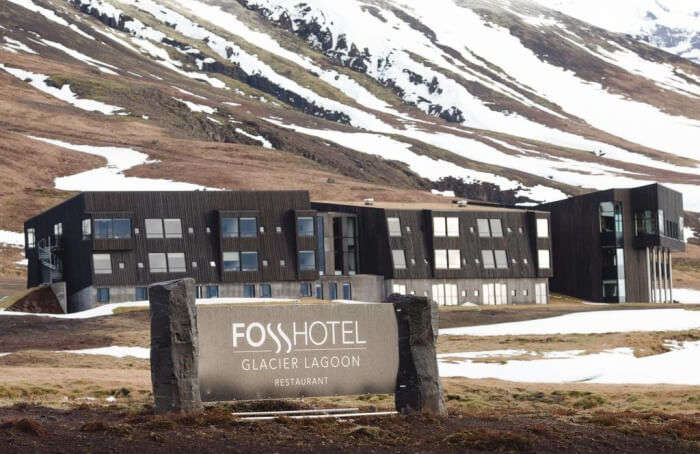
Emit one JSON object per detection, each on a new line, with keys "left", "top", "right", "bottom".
{"left": 82, "top": 218, "right": 92, "bottom": 240}
{"left": 26, "top": 228, "right": 35, "bottom": 249}
{"left": 477, "top": 219, "right": 490, "bottom": 237}
{"left": 298, "top": 250, "right": 316, "bottom": 271}
{"left": 536, "top": 218, "right": 549, "bottom": 238}
{"left": 433, "top": 216, "right": 446, "bottom": 237}
{"left": 239, "top": 217, "right": 258, "bottom": 238}
{"left": 387, "top": 217, "right": 402, "bottom": 237}
{"left": 448, "top": 249, "right": 461, "bottom": 269}
{"left": 392, "top": 249, "right": 407, "bottom": 269}
{"left": 221, "top": 217, "right": 239, "bottom": 238}
{"left": 538, "top": 249, "right": 551, "bottom": 269}
{"left": 93, "top": 253, "right": 112, "bottom": 274}
{"left": 163, "top": 219, "right": 183, "bottom": 239}
{"left": 446, "top": 217, "right": 459, "bottom": 237}
{"left": 223, "top": 252, "right": 241, "bottom": 272}
{"left": 494, "top": 250, "right": 508, "bottom": 269}
{"left": 489, "top": 219, "right": 503, "bottom": 238}
{"left": 145, "top": 219, "right": 164, "bottom": 239}
{"left": 240, "top": 251, "right": 259, "bottom": 271}
{"left": 148, "top": 253, "right": 168, "bottom": 273}
{"left": 434, "top": 249, "right": 448, "bottom": 270}
{"left": 481, "top": 250, "right": 496, "bottom": 269}
{"left": 297, "top": 217, "right": 315, "bottom": 237}
{"left": 167, "top": 252, "right": 186, "bottom": 273}
{"left": 96, "top": 288, "right": 110, "bottom": 303}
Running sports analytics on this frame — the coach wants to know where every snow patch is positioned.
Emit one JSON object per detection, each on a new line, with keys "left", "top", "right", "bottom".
{"left": 173, "top": 97, "right": 216, "bottom": 114}
{"left": 61, "top": 346, "right": 150, "bottom": 359}
{"left": 0, "top": 230, "right": 24, "bottom": 247}
{"left": 235, "top": 128, "right": 273, "bottom": 149}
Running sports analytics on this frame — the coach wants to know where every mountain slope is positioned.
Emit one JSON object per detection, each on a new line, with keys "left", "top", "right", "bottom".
{"left": 0, "top": 0, "right": 699, "bottom": 240}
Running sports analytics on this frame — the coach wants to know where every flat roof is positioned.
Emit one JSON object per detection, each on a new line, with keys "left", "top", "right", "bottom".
{"left": 314, "top": 200, "right": 544, "bottom": 213}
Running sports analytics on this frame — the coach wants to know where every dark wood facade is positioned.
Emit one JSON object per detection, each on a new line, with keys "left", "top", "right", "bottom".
{"left": 538, "top": 184, "right": 685, "bottom": 303}
{"left": 25, "top": 191, "right": 318, "bottom": 311}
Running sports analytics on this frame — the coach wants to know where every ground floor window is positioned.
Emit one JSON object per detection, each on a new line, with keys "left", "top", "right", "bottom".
{"left": 300, "top": 283, "right": 312, "bottom": 297}
{"left": 135, "top": 287, "right": 148, "bottom": 301}
{"left": 315, "top": 284, "right": 323, "bottom": 299}
{"left": 392, "top": 284, "right": 406, "bottom": 295}
{"left": 244, "top": 284, "right": 256, "bottom": 298}
{"left": 96, "top": 288, "right": 110, "bottom": 303}
{"left": 431, "top": 283, "right": 458, "bottom": 306}
{"left": 342, "top": 283, "right": 352, "bottom": 300}
{"left": 482, "top": 283, "right": 507, "bottom": 305}
{"left": 260, "top": 284, "right": 271, "bottom": 298}
{"left": 329, "top": 283, "right": 338, "bottom": 300}
{"left": 535, "top": 282, "right": 547, "bottom": 304}
{"left": 206, "top": 285, "right": 219, "bottom": 298}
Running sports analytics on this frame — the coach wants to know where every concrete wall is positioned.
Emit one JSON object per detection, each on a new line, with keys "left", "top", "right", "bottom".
{"left": 50, "top": 282, "right": 67, "bottom": 313}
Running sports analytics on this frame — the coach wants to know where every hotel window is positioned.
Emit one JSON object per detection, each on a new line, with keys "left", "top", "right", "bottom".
{"left": 446, "top": 217, "right": 459, "bottom": 237}
{"left": 135, "top": 287, "right": 148, "bottom": 301}
{"left": 26, "top": 228, "right": 35, "bottom": 248}
{"left": 494, "top": 250, "right": 508, "bottom": 269}
{"left": 300, "top": 283, "right": 312, "bottom": 297}
{"left": 54, "top": 222, "right": 63, "bottom": 238}
{"left": 96, "top": 288, "right": 110, "bottom": 303}
{"left": 448, "top": 249, "right": 461, "bottom": 269}
{"left": 223, "top": 252, "right": 240, "bottom": 272}
{"left": 148, "top": 253, "right": 167, "bottom": 273}
{"left": 315, "top": 285, "right": 323, "bottom": 299}
{"left": 392, "top": 284, "right": 407, "bottom": 295}
{"left": 240, "top": 218, "right": 257, "bottom": 238}
{"left": 82, "top": 219, "right": 91, "bottom": 240}
{"left": 297, "top": 217, "right": 314, "bottom": 237}
{"left": 477, "top": 219, "right": 490, "bottom": 237}
{"left": 481, "top": 250, "right": 495, "bottom": 269}
{"left": 93, "top": 254, "right": 112, "bottom": 274}
{"left": 145, "top": 219, "right": 164, "bottom": 239}
{"left": 536, "top": 218, "right": 549, "bottom": 238}
{"left": 164, "top": 219, "right": 183, "bottom": 238}
{"left": 434, "top": 249, "right": 448, "bottom": 269}
{"left": 167, "top": 253, "right": 186, "bottom": 273}
{"left": 206, "top": 285, "right": 219, "bottom": 298}
{"left": 241, "top": 251, "right": 258, "bottom": 271}
{"left": 260, "top": 284, "right": 271, "bottom": 298}
{"left": 298, "top": 251, "right": 316, "bottom": 271}
{"left": 387, "top": 217, "right": 402, "bottom": 237}
{"left": 95, "top": 219, "right": 132, "bottom": 239}
{"left": 243, "top": 284, "right": 256, "bottom": 298}
{"left": 342, "top": 283, "right": 352, "bottom": 300}
{"left": 222, "top": 217, "right": 239, "bottom": 238}
{"left": 392, "top": 250, "right": 407, "bottom": 269}
{"left": 538, "top": 250, "right": 550, "bottom": 269}
{"left": 489, "top": 219, "right": 503, "bottom": 237}
{"left": 433, "top": 217, "right": 446, "bottom": 237}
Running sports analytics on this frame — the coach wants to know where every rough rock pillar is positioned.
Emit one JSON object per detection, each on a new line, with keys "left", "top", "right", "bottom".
{"left": 149, "top": 278, "right": 202, "bottom": 414}
{"left": 388, "top": 294, "right": 447, "bottom": 416}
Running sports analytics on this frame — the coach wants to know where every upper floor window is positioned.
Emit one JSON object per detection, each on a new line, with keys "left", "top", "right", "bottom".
{"left": 297, "top": 217, "right": 314, "bottom": 237}
{"left": 446, "top": 217, "right": 459, "bottom": 237}
{"left": 54, "top": 222, "right": 63, "bottom": 238}
{"left": 433, "top": 217, "right": 446, "bottom": 237}
{"left": 26, "top": 228, "right": 35, "bottom": 248}
{"left": 148, "top": 253, "right": 167, "bottom": 273}
{"left": 241, "top": 251, "right": 258, "bottom": 271}
{"left": 392, "top": 249, "right": 407, "bottom": 269}
{"left": 536, "top": 218, "right": 549, "bottom": 238}
{"left": 298, "top": 250, "right": 316, "bottom": 271}
{"left": 240, "top": 218, "right": 257, "bottom": 238}
{"left": 538, "top": 249, "right": 550, "bottom": 269}
{"left": 93, "top": 253, "right": 112, "bottom": 274}
{"left": 481, "top": 250, "right": 495, "bottom": 269}
{"left": 222, "top": 217, "right": 239, "bottom": 238}
{"left": 223, "top": 252, "right": 240, "bottom": 271}
{"left": 167, "top": 253, "right": 186, "bottom": 272}
{"left": 477, "top": 219, "right": 490, "bottom": 237}
{"left": 387, "top": 217, "right": 402, "bottom": 237}
{"left": 448, "top": 249, "right": 461, "bottom": 269}
{"left": 145, "top": 219, "right": 164, "bottom": 239}
{"left": 95, "top": 218, "right": 132, "bottom": 239}
{"left": 489, "top": 219, "right": 503, "bottom": 237}
{"left": 164, "top": 219, "right": 183, "bottom": 238}
{"left": 434, "top": 250, "right": 448, "bottom": 269}
{"left": 82, "top": 219, "right": 91, "bottom": 240}
{"left": 494, "top": 250, "right": 508, "bottom": 269}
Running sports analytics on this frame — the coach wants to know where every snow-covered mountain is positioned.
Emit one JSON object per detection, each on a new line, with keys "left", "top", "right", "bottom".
{"left": 532, "top": 0, "right": 700, "bottom": 63}
{"left": 0, "top": 0, "right": 698, "bottom": 233}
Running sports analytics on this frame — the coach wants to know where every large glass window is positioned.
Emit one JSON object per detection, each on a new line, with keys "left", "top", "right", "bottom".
{"left": 446, "top": 217, "right": 459, "bottom": 237}
{"left": 300, "top": 283, "right": 312, "bottom": 297}
{"left": 392, "top": 250, "right": 407, "bottom": 269}
{"left": 206, "top": 285, "right": 219, "bottom": 298}
{"left": 635, "top": 210, "right": 656, "bottom": 235}
{"left": 434, "top": 249, "right": 448, "bottom": 269}
{"left": 241, "top": 251, "right": 258, "bottom": 271}
{"left": 244, "top": 284, "right": 256, "bottom": 298}
{"left": 433, "top": 217, "right": 446, "bottom": 237}
{"left": 494, "top": 250, "right": 508, "bottom": 269}
{"left": 135, "top": 287, "right": 148, "bottom": 301}
{"left": 536, "top": 218, "right": 549, "bottom": 238}
{"left": 223, "top": 252, "right": 240, "bottom": 271}
{"left": 222, "top": 217, "right": 239, "bottom": 238}
{"left": 240, "top": 218, "right": 257, "bottom": 238}
{"left": 167, "top": 253, "right": 186, "bottom": 272}
{"left": 95, "top": 219, "right": 132, "bottom": 239}
{"left": 82, "top": 219, "right": 92, "bottom": 240}
{"left": 93, "top": 254, "right": 112, "bottom": 274}
{"left": 145, "top": 219, "right": 164, "bottom": 239}
{"left": 477, "top": 219, "right": 490, "bottom": 237}
{"left": 481, "top": 250, "right": 495, "bottom": 269}
{"left": 298, "top": 251, "right": 316, "bottom": 271}
{"left": 538, "top": 250, "right": 550, "bottom": 269}
{"left": 489, "top": 219, "right": 503, "bottom": 238}
{"left": 297, "top": 217, "right": 314, "bottom": 237}
{"left": 26, "top": 228, "right": 35, "bottom": 248}
{"left": 148, "top": 253, "right": 167, "bottom": 273}
{"left": 448, "top": 249, "right": 461, "bottom": 269}
{"left": 387, "top": 217, "right": 402, "bottom": 237}
{"left": 164, "top": 219, "right": 182, "bottom": 239}
{"left": 260, "top": 284, "right": 272, "bottom": 298}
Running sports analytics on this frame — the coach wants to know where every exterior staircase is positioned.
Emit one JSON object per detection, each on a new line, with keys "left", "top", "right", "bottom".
{"left": 38, "top": 238, "right": 63, "bottom": 284}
